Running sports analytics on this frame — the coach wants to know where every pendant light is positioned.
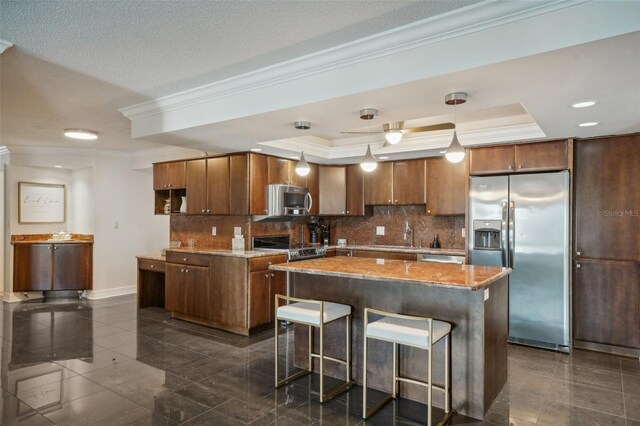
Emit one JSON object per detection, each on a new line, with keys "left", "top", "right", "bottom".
{"left": 444, "top": 92, "right": 467, "bottom": 163}
{"left": 294, "top": 121, "right": 311, "bottom": 177}
{"left": 360, "top": 144, "right": 378, "bottom": 172}
{"left": 383, "top": 122, "right": 403, "bottom": 145}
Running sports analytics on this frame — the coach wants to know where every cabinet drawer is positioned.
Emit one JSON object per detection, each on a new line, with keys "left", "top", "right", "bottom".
{"left": 166, "top": 251, "right": 210, "bottom": 266}
{"left": 249, "top": 255, "right": 287, "bottom": 271}
{"left": 138, "top": 259, "right": 165, "bottom": 272}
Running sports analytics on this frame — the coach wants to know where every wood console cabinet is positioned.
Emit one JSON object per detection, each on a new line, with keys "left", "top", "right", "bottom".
{"left": 14, "top": 243, "right": 93, "bottom": 291}
{"left": 469, "top": 140, "right": 568, "bottom": 175}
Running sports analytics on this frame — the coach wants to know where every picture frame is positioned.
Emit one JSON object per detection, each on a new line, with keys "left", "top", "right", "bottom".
{"left": 18, "top": 182, "right": 66, "bottom": 224}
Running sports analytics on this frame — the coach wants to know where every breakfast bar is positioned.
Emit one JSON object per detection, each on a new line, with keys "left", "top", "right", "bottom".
{"left": 270, "top": 256, "right": 511, "bottom": 420}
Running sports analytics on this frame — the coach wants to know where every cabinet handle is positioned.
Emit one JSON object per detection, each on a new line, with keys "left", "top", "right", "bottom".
{"left": 201, "top": 209, "right": 205, "bottom": 213}
{"left": 388, "top": 199, "right": 391, "bottom": 203}
{"left": 180, "top": 269, "right": 185, "bottom": 272}
{"left": 270, "top": 273, "right": 275, "bottom": 277}
{"left": 265, "top": 274, "right": 269, "bottom": 278}
{"left": 576, "top": 251, "right": 581, "bottom": 256}
{"left": 264, "top": 209, "right": 268, "bottom": 214}
{"left": 169, "top": 184, "right": 172, "bottom": 188}
{"left": 427, "top": 209, "right": 431, "bottom": 213}
{"left": 268, "top": 261, "right": 272, "bottom": 266}
{"left": 394, "top": 199, "right": 398, "bottom": 204}
{"left": 508, "top": 165, "right": 513, "bottom": 170}
{"left": 183, "top": 258, "right": 188, "bottom": 261}
{"left": 48, "top": 246, "right": 52, "bottom": 250}
{"left": 518, "top": 165, "right": 523, "bottom": 169}
{"left": 576, "top": 264, "right": 581, "bottom": 269}
{"left": 54, "top": 246, "right": 57, "bottom": 250}
{"left": 341, "top": 211, "right": 345, "bottom": 214}
{"left": 207, "top": 209, "right": 211, "bottom": 213}
{"left": 346, "top": 211, "right": 350, "bottom": 214}
{"left": 150, "top": 265, "right": 155, "bottom": 268}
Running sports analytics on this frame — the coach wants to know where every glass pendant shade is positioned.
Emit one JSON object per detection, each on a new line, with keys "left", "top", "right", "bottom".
{"left": 384, "top": 130, "right": 403, "bottom": 145}
{"left": 360, "top": 144, "right": 378, "bottom": 172}
{"left": 295, "top": 152, "right": 311, "bottom": 176}
{"left": 445, "top": 130, "right": 465, "bottom": 163}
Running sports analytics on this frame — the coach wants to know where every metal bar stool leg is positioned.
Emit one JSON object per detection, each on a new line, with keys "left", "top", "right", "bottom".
{"left": 362, "top": 318, "right": 368, "bottom": 418}
{"left": 445, "top": 333, "right": 450, "bottom": 413}
{"left": 274, "top": 314, "right": 279, "bottom": 387}
{"left": 427, "top": 326, "right": 433, "bottom": 426}
{"left": 319, "top": 316, "right": 325, "bottom": 402}
{"left": 392, "top": 342, "right": 398, "bottom": 398}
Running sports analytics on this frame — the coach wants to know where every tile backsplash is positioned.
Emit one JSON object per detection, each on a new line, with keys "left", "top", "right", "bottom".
{"left": 169, "top": 205, "right": 464, "bottom": 250}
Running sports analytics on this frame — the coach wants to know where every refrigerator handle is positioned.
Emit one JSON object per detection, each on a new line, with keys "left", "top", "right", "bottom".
{"left": 501, "top": 201, "right": 509, "bottom": 267}
{"left": 509, "top": 201, "right": 515, "bottom": 268}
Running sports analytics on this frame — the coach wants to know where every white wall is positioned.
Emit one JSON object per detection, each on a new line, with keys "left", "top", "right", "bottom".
{"left": 69, "top": 168, "right": 94, "bottom": 234}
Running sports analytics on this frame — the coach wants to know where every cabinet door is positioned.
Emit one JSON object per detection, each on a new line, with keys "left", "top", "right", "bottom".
{"left": 573, "top": 259, "right": 639, "bottom": 348}
{"left": 249, "top": 154, "right": 268, "bottom": 215}
{"left": 289, "top": 161, "right": 307, "bottom": 187}
{"left": 52, "top": 244, "right": 92, "bottom": 290}
{"left": 229, "top": 154, "right": 249, "bottom": 215}
{"left": 364, "top": 162, "right": 393, "bottom": 205}
{"left": 211, "top": 256, "right": 247, "bottom": 328}
{"left": 249, "top": 271, "right": 271, "bottom": 328}
{"left": 426, "top": 157, "right": 466, "bottom": 216}
{"left": 515, "top": 140, "right": 568, "bottom": 172}
{"left": 186, "top": 159, "right": 207, "bottom": 214}
{"left": 268, "top": 157, "right": 290, "bottom": 185}
{"left": 346, "top": 165, "right": 365, "bottom": 216}
{"left": 575, "top": 136, "right": 640, "bottom": 261}
{"left": 469, "top": 146, "right": 515, "bottom": 175}
{"left": 207, "top": 157, "right": 230, "bottom": 215}
{"left": 183, "top": 265, "right": 212, "bottom": 319}
{"left": 270, "top": 271, "right": 286, "bottom": 321}
{"left": 153, "top": 163, "right": 169, "bottom": 190}
{"left": 166, "top": 161, "right": 186, "bottom": 189}
{"left": 305, "top": 163, "right": 319, "bottom": 216}
{"left": 319, "top": 166, "right": 346, "bottom": 215}
{"left": 13, "top": 244, "right": 52, "bottom": 291}
{"left": 165, "top": 263, "right": 185, "bottom": 313}
{"left": 393, "top": 159, "right": 426, "bottom": 205}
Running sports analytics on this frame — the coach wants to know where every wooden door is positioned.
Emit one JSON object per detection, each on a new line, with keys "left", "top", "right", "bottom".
{"left": 186, "top": 159, "right": 207, "bottom": 214}
{"left": 469, "top": 146, "right": 515, "bottom": 175}
{"left": 363, "top": 162, "right": 393, "bottom": 205}
{"left": 153, "top": 163, "right": 168, "bottom": 190}
{"left": 575, "top": 136, "right": 640, "bottom": 261}
{"left": 165, "top": 263, "right": 185, "bottom": 313}
{"left": 249, "top": 271, "right": 271, "bottom": 328}
{"left": 346, "top": 165, "right": 365, "bottom": 216}
{"left": 393, "top": 159, "right": 426, "bottom": 205}
{"left": 183, "top": 265, "right": 212, "bottom": 319}
{"left": 166, "top": 161, "right": 186, "bottom": 188}
{"left": 229, "top": 154, "right": 249, "bottom": 215}
{"left": 268, "top": 157, "right": 290, "bottom": 184}
{"left": 573, "top": 259, "right": 640, "bottom": 348}
{"left": 514, "top": 140, "right": 568, "bottom": 172}
{"left": 52, "top": 244, "right": 92, "bottom": 290}
{"left": 13, "top": 244, "right": 52, "bottom": 291}
{"left": 249, "top": 154, "right": 268, "bottom": 215}
{"left": 306, "top": 163, "right": 320, "bottom": 216}
{"left": 207, "top": 157, "right": 230, "bottom": 215}
{"left": 426, "top": 157, "right": 466, "bottom": 216}
{"left": 319, "top": 166, "right": 346, "bottom": 215}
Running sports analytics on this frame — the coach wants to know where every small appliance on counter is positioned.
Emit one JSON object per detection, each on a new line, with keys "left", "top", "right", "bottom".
{"left": 307, "top": 220, "right": 320, "bottom": 244}
{"left": 319, "top": 223, "right": 331, "bottom": 246}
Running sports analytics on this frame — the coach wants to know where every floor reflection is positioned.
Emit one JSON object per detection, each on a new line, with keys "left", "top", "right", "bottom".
{"left": 0, "top": 295, "right": 635, "bottom": 425}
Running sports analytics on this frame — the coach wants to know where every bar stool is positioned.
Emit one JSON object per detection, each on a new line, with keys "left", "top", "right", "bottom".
{"left": 274, "top": 294, "right": 354, "bottom": 403}
{"left": 362, "top": 308, "right": 452, "bottom": 425}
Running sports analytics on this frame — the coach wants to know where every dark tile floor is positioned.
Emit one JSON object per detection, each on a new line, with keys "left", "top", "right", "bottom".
{"left": 1, "top": 295, "right": 638, "bottom": 425}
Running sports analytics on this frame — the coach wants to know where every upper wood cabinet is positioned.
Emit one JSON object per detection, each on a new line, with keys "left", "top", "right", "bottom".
{"left": 229, "top": 154, "right": 249, "bottom": 215}
{"left": 186, "top": 159, "right": 207, "bottom": 214}
{"left": 469, "top": 145, "right": 515, "bottom": 175}
{"left": 268, "top": 157, "right": 290, "bottom": 185}
{"left": 426, "top": 157, "right": 466, "bottom": 216}
{"left": 319, "top": 166, "right": 347, "bottom": 215}
{"left": 207, "top": 157, "right": 230, "bottom": 215}
{"left": 153, "top": 161, "right": 186, "bottom": 190}
{"left": 575, "top": 135, "right": 640, "bottom": 261}
{"left": 249, "top": 153, "right": 268, "bottom": 215}
{"left": 364, "top": 160, "right": 425, "bottom": 205}
{"left": 469, "top": 140, "right": 568, "bottom": 175}
{"left": 306, "top": 163, "right": 320, "bottom": 216}
{"left": 364, "top": 162, "right": 393, "bottom": 205}
{"left": 346, "top": 165, "right": 365, "bottom": 216}
{"left": 393, "top": 159, "right": 426, "bottom": 205}
{"left": 514, "top": 140, "right": 568, "bottom": 172}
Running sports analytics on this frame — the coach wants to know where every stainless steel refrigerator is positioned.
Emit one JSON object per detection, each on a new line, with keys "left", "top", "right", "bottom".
{"left": 468, "top": 171, "right": 570, "bottom": 352}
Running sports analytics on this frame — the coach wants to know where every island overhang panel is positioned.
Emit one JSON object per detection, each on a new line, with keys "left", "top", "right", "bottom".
{"left": 271, "top": 257, "right": 510, "bottom": 420}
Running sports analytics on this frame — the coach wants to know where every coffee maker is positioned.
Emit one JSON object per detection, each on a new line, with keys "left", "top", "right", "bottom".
{"left": 307, "top": 221, "right": 320, "bottom": 244}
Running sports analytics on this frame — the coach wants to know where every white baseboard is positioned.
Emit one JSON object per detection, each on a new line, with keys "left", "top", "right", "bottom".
{"left": 87, "top": 285, "right": 137, "bottom": 300}
{"left": 3, "top": 291, "right": 45, "bottom": 303}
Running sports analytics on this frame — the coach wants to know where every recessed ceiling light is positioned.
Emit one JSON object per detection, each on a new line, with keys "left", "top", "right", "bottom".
{"left": 64, "top": 129, "right": 98, "bottom": 140}
{"left": 379, "top": 156, "right": 389, "bottom": 160}
{"left": 572, "top": 100, "right": 597, "bottom": 108}
{"left": 250, "top": 148, "right": 262, "bottom": 152}
{"left": 578, "top": 122, "right": 599, "bottom": 127}
{"left": 54, "top": 165, "right": 62, "bottom": 168}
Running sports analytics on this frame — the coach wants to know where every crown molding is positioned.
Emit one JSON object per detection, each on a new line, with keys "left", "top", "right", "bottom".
{"left": 120, "top": 0, "right": 628, "bottom": 138}
{"left": 259, "top": 123, "right": 544, "bottom": 160}
{"left": 0, "top": 40, "right": 13, "bottom": 54}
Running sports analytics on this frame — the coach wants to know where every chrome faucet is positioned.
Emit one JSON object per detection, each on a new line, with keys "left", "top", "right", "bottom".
{"left": 403, "top": 221, "right": 414, "bottom": 248}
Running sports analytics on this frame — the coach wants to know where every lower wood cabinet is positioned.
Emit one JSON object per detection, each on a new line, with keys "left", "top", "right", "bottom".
{"left": 574, "top": 259, "right": 640, "bottom": 349}
{"left": 335, "top": 248, "right": 417, "bottom": 261}
{"left": 166, "top": 260, "right": 211, "bottom": 320}
{"left": 13, "top": 243, "right": 92, "bottom": 292}
{"left": 248, "top": 270, "right": 285, "bottom": 329}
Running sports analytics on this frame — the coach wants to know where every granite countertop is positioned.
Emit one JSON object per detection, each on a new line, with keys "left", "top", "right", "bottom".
{"left": 166, "top": 247, "right": 288, "bottom": 259}
{"left": 270, "top": 256, "right": 509, "bottom": 291}
{"left": 11, "top": 239, "right": 94, "bottom": 244}
{"left": 328, "top": 245, "right": 465, "bottom": 256}
{"left": 11, "top": 233, "right": 94, "bottom": 244}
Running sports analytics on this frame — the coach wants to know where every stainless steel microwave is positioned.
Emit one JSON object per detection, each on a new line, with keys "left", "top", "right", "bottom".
{"left": 265, "top": 184, "right": 312, "bottom": 218}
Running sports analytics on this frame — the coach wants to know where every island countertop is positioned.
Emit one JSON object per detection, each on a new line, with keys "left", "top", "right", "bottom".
{"left": 270, "top": 256, "right": 510, "bottom": 290}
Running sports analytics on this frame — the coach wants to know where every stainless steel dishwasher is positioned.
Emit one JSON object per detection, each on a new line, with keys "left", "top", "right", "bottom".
{"left": 418, "top": 254, "right": 465, "bottom": 264}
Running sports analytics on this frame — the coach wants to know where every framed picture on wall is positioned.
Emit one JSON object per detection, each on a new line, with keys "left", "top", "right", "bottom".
{"left": 18, "top": 182, "right": 66, "bottom": 224}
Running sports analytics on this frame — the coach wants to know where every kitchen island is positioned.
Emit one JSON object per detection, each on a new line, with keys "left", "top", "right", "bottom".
{"left": 270, "top": 257, "right": 510, "bottom": 420}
